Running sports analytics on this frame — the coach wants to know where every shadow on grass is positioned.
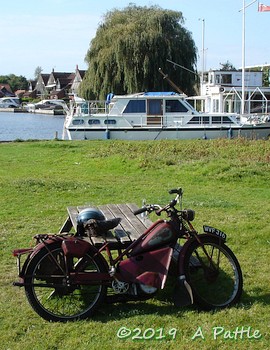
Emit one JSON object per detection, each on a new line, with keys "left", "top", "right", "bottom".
{"left": 93, "top": 280, "right": 270, "bottom": 323}
{"left": 94, "top": 279, "right": 189, "bottom": 322}
{"left": 239, "top": 287, "right": 270, "bottom": 308}
{"left": 96, "top": 299, "right": 187, "bottom": 323}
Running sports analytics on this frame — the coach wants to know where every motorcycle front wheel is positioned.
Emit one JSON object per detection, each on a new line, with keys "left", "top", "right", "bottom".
{"left": 24, "top": 242, "right": 107, "bottom": 322}
{"left": 183, "top": 235, "right": 243, "bottom": 310}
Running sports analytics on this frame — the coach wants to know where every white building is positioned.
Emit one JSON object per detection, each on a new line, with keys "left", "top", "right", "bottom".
{"left": 189, "top": 69, "right": 270, "bottom": 115}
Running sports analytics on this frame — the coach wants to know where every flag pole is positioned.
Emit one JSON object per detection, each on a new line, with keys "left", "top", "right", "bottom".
{"left": 240, "top": 0, "right": 257, "bottom": 115}
{"left": 241, "top": 0, "right": 245, "bottom": 115}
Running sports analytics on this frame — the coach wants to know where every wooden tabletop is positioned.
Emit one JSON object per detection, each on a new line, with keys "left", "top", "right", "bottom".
{"left": 59, "top": 203, "right": 153, "bottom": 248}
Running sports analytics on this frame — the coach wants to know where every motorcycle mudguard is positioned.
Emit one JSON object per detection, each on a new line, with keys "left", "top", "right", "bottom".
{"left": 62, "top": 237, "right": 91, "bottom": 257}
{"left": 14, "top": 236, "right": 104, "bottom": 279}
{"left": 177, "top": 234, "right": 223, "bottom": 276}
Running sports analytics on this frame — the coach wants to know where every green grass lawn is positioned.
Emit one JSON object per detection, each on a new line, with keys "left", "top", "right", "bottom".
{"left": 0, "top": 138, "right": 269, "bottom": 350}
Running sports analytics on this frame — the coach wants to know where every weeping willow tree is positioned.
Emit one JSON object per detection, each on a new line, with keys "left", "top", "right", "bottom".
{"left": 79, "top": 4, "right": 198, "bottom": 100}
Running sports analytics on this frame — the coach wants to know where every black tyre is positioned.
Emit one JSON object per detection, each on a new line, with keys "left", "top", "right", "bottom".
{"left": 24, "top": 242, "right": 107, "bottom": 322}
{"left": 183, "top": 235, "right": 243, "bottom": 310}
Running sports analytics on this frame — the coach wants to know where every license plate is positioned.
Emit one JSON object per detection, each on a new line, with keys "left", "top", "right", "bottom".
{"left": 203, "top": 225, "right": 227, "bottom": 241}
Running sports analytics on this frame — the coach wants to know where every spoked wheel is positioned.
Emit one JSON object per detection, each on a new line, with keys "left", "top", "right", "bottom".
{"left": 24, "top": 242, "right": 107, "bottom": 322}
{"left": 183, "top": 236, "right": 243, "bottom": 310}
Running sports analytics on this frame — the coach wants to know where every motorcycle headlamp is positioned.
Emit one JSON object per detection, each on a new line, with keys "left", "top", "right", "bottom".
{"left": 182, "top": 209, "right": 195, "bottom": 222}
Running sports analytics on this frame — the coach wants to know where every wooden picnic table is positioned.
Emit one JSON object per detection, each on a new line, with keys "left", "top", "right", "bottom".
{"left": 59, "top": 203, "right": 153, "bottom": 249}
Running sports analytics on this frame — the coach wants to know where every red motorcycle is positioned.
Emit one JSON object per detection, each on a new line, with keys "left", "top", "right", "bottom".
{"left": 13, "top": 188, "right": 243, "bottom": 322}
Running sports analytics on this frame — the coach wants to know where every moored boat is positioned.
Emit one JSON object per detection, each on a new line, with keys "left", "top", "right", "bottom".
{"left": 63, "top": 92, "right": 270, "bottom": 140}
{"left": 24, "top": 99, "right": 68, "bottom": 115}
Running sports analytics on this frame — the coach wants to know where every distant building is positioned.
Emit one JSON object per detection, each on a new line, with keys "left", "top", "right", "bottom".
{"left": 0, "top": 84, "right": 15, "bottom": 97}
{"left": 70, "top": 65, "right": 86, "bottom": 96}
{"left": 27, "top": 65, "right": 86, "bottom": 100}
{"left": 35, "top": 74, "right": 50, "bottom": 97}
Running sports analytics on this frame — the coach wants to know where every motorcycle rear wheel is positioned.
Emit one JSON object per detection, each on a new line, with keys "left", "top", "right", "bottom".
{"left": 24, "top": 242, "right": 107, "bottom": 322}
{"left": 183, "top": 235, "right": 243, "bottom": 310}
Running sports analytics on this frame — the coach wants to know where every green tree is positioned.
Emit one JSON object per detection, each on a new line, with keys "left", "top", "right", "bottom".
{"left": 34, "top": 66, "right": 43, "bottom": 80}
{"left": 80, "top": 4, "right": 197, "bottom": 99}
{"left": 219, "top": 61, "right": 236, "bottom": 71}
{"left": 0, "top": 74, "right": 28, "bottom": 92}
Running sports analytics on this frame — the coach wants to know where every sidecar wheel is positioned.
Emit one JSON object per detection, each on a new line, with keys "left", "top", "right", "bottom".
{"left": 24, "top": 242, "right": 107, "bottom": 322}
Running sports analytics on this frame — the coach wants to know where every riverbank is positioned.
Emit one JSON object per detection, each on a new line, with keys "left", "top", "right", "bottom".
{"left": 0, "top": 107, "right": 26, "bottom": 113}
{"left": 0, "top": 139, "right": 269, "bottom": 350}
{"left": 0, "top": 107, "right": 64, "bottom": 115}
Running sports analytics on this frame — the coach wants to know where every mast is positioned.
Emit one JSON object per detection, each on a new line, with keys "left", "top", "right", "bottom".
{"left": 241, "top": 0, "right": 245, "bottom": 115}
{"left": 158, "top": 68, "right": 185, "bottom": 95}
{"left": 199, "top": 18, "right": 205, "bottom": 95}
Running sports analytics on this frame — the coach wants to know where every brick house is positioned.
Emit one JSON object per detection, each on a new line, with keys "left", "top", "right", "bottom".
{"left": 30, "top": 66, "right": 86, "bottom": 100}
{"left": 0, "top": 84, "right": 15, "bottom": 97}
{"left": 35, "top": 74, "right": 50, "bottom": 97}
{"left": 70, "top": 65, "right": 86, "bottom": 95}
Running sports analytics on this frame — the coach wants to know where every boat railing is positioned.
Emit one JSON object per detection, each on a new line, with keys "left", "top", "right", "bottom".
{"left": 70, "top": 100, "right": 108, "bottom": 116}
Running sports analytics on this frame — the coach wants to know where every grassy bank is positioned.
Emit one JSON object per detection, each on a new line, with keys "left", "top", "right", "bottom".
{"left": 0, "top": 139, "right": 269, "bottom": 350}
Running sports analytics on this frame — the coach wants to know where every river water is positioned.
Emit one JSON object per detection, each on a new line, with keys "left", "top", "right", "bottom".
{"left": 0, "top": 112, "right": 65, "bottom": 141}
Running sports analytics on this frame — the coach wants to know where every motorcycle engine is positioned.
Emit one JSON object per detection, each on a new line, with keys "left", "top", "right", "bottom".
{"left": 111, "top": 280, "right": 130, "bottom": 294}
{"left": 111, "top": 280, "right": 157, "bottom": 296}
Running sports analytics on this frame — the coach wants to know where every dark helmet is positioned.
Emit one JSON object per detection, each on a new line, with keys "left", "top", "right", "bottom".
{"left": 77, "top": 208, "right": 105, "bottom": 225}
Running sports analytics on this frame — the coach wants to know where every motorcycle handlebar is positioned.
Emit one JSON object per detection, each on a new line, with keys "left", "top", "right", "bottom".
{"left": 169, "top": 188, "right": 182, "bottom": 195}
{"left": 133, "top": 207, "right": 148, "bottom": 215}
{"left": 133, "top": 188, "right": 182, "bottom": 216}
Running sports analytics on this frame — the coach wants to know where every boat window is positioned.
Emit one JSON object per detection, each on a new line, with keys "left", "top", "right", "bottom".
{"left": 188, "top": 116, "right": 200, "bottom": 124}
{"left": 72, "top": 119, "right": 84, "bottom": 125}
{"left": 188, "top": 116, "right": 210, "bottom": 124}
{"left": 166, "top": 100, "right": 188, "bottom": 112}
{"left": 221, "top": 74, "right": 232, "bottom": 84}
{"left": 104, "top": 119, "right": 117, "bottom": 125}
{"left": 222, "top": 116, "right": 233, "bottom": 123}
{"left": 212, "top": 116, "right": 232, "bottom": 124}
{"left": 147, "top": 99, "right": 162, "bottom": 115}
{"left": 123, "top": 100, "right": 145, "bottom": 113}
{"left": 212, "top": 116, "right": 222, "bottom": 124}
{"left": 202, "top": 116, "right": 210, "bottom": 124}
{"left": 88, "top": 119, "right": 100, "bottom": 125}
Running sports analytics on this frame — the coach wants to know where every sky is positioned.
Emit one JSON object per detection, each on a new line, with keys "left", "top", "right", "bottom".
{"left": 1, "top": 0, "right": 270, "bottom": 80}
